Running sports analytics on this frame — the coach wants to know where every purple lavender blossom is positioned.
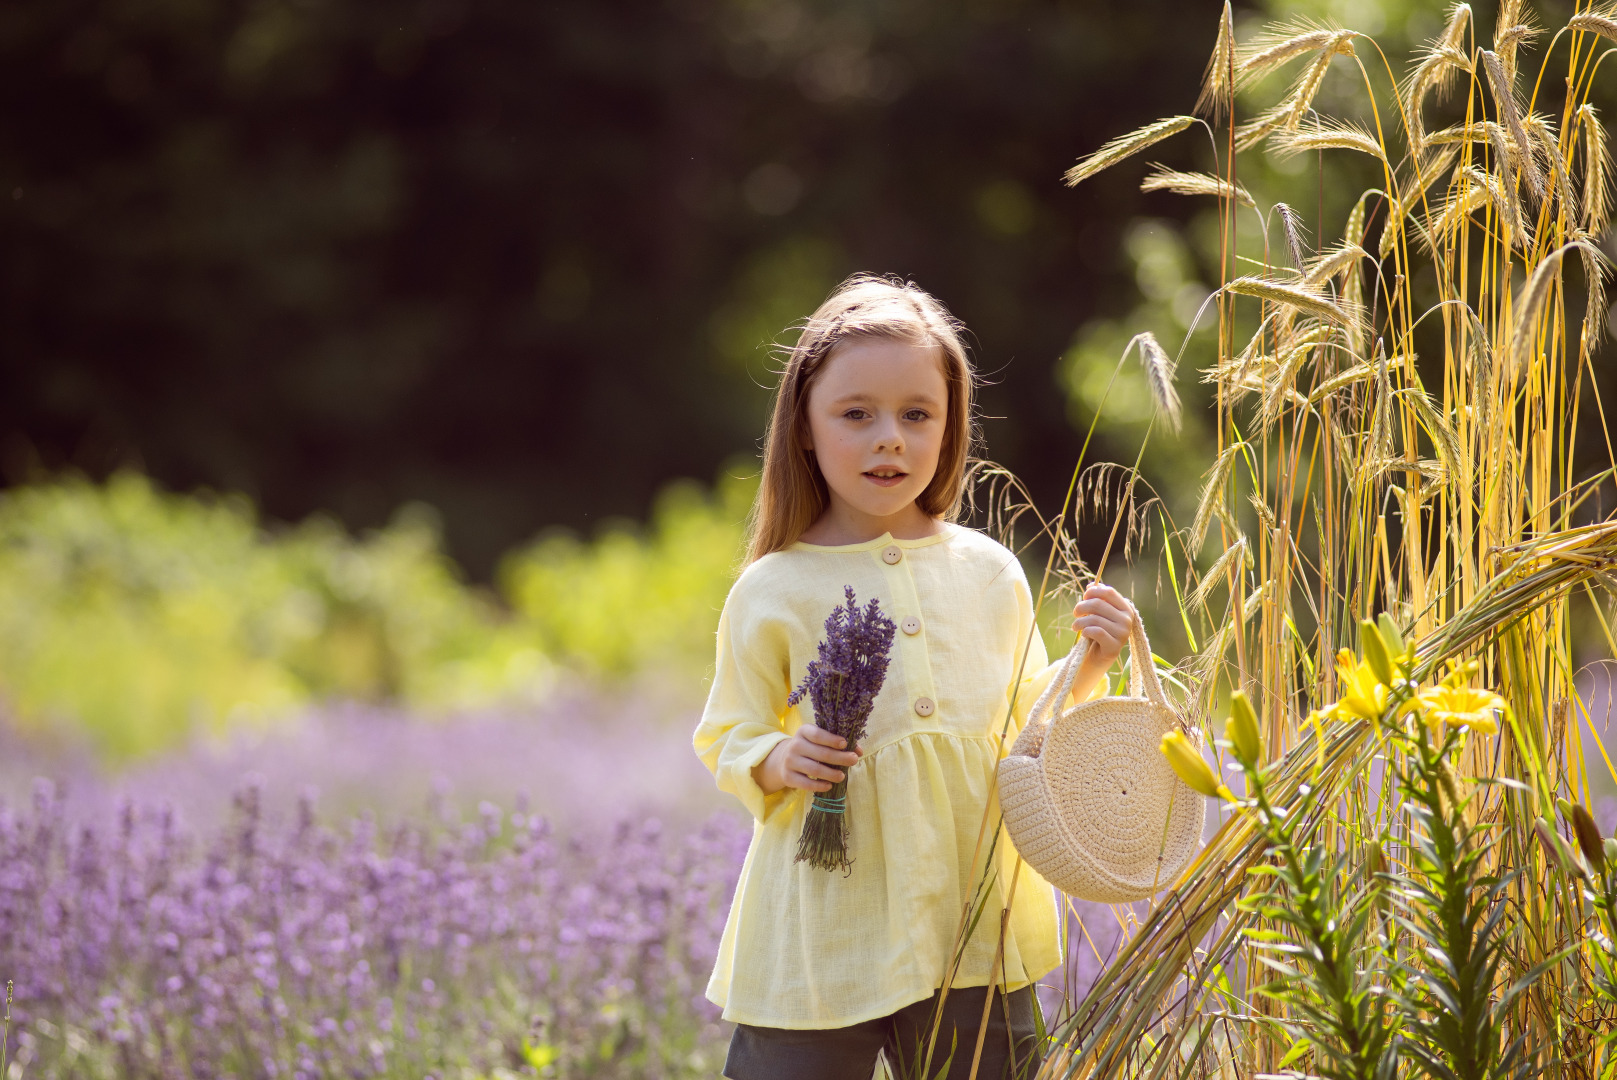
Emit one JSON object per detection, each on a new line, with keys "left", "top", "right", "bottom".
{"left": 0, "top": 777, "right": 749, "bottom": 1078}
{"left": 788, "top": 587, "right": 896, "bottom": 872}
{"left": 787, "top": 586, "right": 897, "bottom": 748}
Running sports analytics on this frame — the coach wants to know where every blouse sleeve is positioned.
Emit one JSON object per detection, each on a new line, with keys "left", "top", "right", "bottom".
{"left": 693, "top": 581, "right": 795, "bottom": 824}
{"left": 999, "top": 571, "right": 1109, "bottom": 754}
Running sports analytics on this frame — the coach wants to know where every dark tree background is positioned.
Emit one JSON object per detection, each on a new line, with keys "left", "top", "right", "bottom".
{"left": 0, "top": 0, "right": 1223, "bottom": 576}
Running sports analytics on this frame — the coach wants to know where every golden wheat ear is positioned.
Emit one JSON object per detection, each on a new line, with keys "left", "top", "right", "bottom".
{"left": 1195, "top": 1, "right": 1235, "bottom": 122}
{"left": 1063, "top": 116, "right": 1195, "bottom": 187}
{"left": 1272, "top": 121, "right": 1386, "bottom": 162}
{"left": 1579, "top": 103, "right": 1612, "bottom": 233}
{"left": 1571, "top": 6, "right": 1617, "bottom": 45}
{"left": 1125, "top": 332, "right": 1182, "bottom": 434}
{"left": 1141, "top": 164, "right": 1255, "bottom": 208}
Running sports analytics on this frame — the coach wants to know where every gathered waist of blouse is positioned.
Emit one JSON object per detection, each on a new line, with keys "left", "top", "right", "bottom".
{"left": 846, "top": 727, "right": 1009, "bottom": 760}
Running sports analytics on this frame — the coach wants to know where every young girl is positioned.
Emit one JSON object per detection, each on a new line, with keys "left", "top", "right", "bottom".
{"left": 694, "top": 275, "right": 1138, "bottom": 1080}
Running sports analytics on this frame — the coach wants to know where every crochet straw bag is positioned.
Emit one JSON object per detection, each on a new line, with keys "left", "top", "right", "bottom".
{"left": 998, "top": 619, "right": 1205, "bottom": 903}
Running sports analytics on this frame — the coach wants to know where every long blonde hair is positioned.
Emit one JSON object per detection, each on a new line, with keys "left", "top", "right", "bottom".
{"left": 746, "top": 274, "right": 978, "bottom": 563}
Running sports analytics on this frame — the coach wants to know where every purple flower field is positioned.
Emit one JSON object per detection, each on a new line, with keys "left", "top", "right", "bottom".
{"left": 0, "top": 694, "right": 754, "bottom": 1079}
{"left": 7, "top": 688, "right": 1607, "bottom": 1078}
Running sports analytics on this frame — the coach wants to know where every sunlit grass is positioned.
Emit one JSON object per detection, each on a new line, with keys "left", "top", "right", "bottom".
{"left": 960, "top": 2, "right": 1617, "bottom": 1075}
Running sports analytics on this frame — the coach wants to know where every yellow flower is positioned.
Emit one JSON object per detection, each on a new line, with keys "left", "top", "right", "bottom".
{"left": 1159, "top": 731, "right": 1235, "bottom": 801}
{"left": 1415, "top": 682, "right": 1505, "bottom": 734}
{"left": 1334, "top": 648, "right": 1389, "bottom": 720}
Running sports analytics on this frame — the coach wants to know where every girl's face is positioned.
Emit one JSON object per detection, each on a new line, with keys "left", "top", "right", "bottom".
{"left": 802, "top": 337, "right": 949, "bottom": 536}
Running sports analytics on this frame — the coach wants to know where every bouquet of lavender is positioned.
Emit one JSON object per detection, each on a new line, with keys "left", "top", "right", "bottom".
{"left": 787, "top": 585, "right": 897, "bottom": 872}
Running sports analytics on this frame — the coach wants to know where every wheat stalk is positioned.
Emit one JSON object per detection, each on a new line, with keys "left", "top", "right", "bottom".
{"left": 1274, "top": 202, "right": 1312, "bottom": 271}
{"left": 1404, "top": 3, "right": 1474, "bottom": 159}
{"left": 1570, "top": 7, "right": 1617, "bottom": 45}
{"left": 1063, "top": 116, "right": 1196, "bottom": 187}
{"left": 1236, "top": 21, "right": 1343, "bottom": 86}
{"left": 1507, "top": 240, "right": 1596, "bottom": 375}
{"left": 1479, "top": 49, "right": 1547, "bottom": 203}
{"left": 1140, "top": 164, "right": 1254, "bottom": 208}
{"left": 1580, "top": 103, "right": 1611, "bottom": 232}
{"left": 1125, "top": 331, "right": 1182, "bottom": 434}
{"left": 1272, "top": 120, "right": 1387, "bottom": 161}
{"left": 1195, "top": 0, "right": 1236, "bottom": 122}
{"left": 1227, "top": 276, "right": 1360, "bottom": 330}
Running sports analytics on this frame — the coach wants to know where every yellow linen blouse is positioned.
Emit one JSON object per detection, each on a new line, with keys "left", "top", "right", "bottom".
{"left": 693, "top": 523, "right": 1107, "bottom": 1029}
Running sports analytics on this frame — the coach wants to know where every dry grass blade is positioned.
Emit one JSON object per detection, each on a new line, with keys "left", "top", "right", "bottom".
{"left": 1479, "top": 49, "right": 1546, "bottom": 203}
{"left": 1580, "top": 104, "right": 1611, "bottom": 232}
{"left": 1275, "top": 202, "right": 1312, "bottom": 271}
{"left": 1126, "top": 331, "right": 1183, "bottom": 434}
{"left": 1064, "top": 116, "right": 1196, "bottom": 187}
{"left": 1227, "top": 276, "right": 1360, "bottom": 330}
{"left": 1570, "top": 6, "right": 1617, "bottom": 45}
{"left": 1508, "top": 240, "right": 1597, "bottom": 375}
{"left": 1195, "top": 1, "right": 1235, "bottom": 121}
{"left": 1272, "top": 120, "right": 1387, "bottom": 160}
{"left": 1140, "top": 164, "right": 1255, "bottom": 208}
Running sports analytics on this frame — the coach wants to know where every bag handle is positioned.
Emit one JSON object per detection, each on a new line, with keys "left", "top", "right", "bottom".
{"left": 1012, "top": 616, "right": 1168, "bottom": 758}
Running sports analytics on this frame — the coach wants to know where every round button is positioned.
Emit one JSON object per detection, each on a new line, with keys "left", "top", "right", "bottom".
{"left": 913, "top": 696, "right": 935, "bottom": 717}
{"left": 901, "top": 616, "right": 922, "bottom": 636}
{"left": 882, "top": 545, "right": 903, "bottom": 565}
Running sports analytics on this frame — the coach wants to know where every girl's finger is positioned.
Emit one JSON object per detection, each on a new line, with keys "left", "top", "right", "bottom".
{"left": 800, "top": 725, "right": 848, "bottom": 750}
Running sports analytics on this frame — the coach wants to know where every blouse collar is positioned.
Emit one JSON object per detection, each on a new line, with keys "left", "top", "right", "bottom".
{"left": 789, "top": 522, "right": 959, "bottom": 553}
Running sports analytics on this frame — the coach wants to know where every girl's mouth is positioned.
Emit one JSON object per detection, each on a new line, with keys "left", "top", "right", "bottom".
{"left": 863, "top": 469, "right": 907, "bottom": 488}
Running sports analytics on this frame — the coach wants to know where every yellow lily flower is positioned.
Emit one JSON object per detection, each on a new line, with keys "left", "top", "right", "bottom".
{"left": 1415, "top": 682, "right": 1505, "bottom": 735}
{"left": 1334, "top": 648, "right": 1389, "bottom": 720}
{"left": 1159, "top": 731, "right": 1235, "bottom": 801}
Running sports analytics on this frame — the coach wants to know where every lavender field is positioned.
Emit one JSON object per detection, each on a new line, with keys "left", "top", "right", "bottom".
{"left": 0, "top": 689, "right": 1195, "bottom": 1079}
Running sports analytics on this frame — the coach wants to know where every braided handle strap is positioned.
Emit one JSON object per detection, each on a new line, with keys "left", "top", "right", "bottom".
{"left": 1008, "top": 617, "right": 1170, "bottom": 760}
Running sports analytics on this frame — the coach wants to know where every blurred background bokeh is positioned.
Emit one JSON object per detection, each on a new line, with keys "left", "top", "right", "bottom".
{"left": 1, "top": 0, "right": 1609, "bottom": 804}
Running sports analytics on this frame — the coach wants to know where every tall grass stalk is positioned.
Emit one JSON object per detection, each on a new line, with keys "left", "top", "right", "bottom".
{"left": 943, "top": 2, "right": 1617, "bottom": 1076}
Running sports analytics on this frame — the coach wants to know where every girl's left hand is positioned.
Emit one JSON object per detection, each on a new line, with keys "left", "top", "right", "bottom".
{"left": 1071, "top": 582, "right": 1136, "bottom": 667}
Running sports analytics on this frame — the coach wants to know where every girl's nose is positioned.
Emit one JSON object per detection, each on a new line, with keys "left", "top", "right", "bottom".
{"left": 874, "top": 427, "right": 904, "bottom": 452}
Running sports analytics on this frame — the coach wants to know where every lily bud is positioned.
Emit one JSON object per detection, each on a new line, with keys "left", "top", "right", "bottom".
{"left": 1605, "top": 837, "right": 1617, "bottom": 866}
{"left": 1159, "top": 731, "right": 1230, "bottom": 800}
{"left": 1377, "top": 612, "right": 1407, "bottom": 663}
{"left": 1226, "top": 691, "right": 1262, "bottom": 767}
{"left": 1571, "top": 803, "right": 1606, "bottom": 873}
{"left": 1360, "top": 619, "right": 1394, "bottom": 686}
{"left": 1535, "top": 816, "right": 1577, "bottom": 877}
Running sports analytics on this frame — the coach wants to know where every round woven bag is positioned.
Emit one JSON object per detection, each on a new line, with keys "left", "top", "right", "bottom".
{"left": 998, "top": 619, "right": 1206, "bottom": 903}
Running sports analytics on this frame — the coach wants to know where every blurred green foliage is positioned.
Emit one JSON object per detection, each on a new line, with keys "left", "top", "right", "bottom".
{"left": 0, "top": 470, "right": 753, "bottom": 759}
{"left": 500, "top": 469, "right": 754, "bottom": 678}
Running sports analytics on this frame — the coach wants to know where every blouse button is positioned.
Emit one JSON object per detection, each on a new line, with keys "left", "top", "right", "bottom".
{"left": 913, "top": 696, "right": 936, "bottom": 717}
{"left": 881, "top": 545, "right": 903, "bottom": 565}
{"left": 901, "top": 616, "right": 922, "bottom": 635}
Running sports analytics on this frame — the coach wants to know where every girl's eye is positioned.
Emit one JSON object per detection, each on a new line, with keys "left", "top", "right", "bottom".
{"left": 904, "top": 409, "right": 931, "bottom": 422}
{"left": 843, "top": 409, "right": 870, "bottom": 420}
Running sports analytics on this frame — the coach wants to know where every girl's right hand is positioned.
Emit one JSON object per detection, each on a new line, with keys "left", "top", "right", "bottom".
{"left": 752, "top": 724, "right": 863, "bottom": 796}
